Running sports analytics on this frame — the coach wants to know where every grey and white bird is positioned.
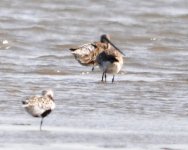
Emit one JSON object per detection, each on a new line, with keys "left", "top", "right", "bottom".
{"left": 22, "top": 89, "right": 55, "bottom": 131}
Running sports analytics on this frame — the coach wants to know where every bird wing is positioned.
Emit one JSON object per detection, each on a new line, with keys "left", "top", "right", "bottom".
{"left": 70, "top": 43, "right": 96, "bottom": 56}
{"left": 24, "top": 96, "right": 55, "bottom": 111}
{"left": 70, "top": 42, "right": 108, "bottom": 66}
{"left": 97, "top": 49, "right": 120, "bottom": 64}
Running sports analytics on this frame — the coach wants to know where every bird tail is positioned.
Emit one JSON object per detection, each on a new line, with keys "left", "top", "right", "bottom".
{"left": 69, "top": 48, "right": 76, "bottom": 51}
{"left": 70, "top": 49, "right": 83, "bottom": 59}
{"left": 71, "top": 49, "right": 80, "bottom": 55}
{"left": 22, "top": 101, "right": 27, "bottom": 104}
{"left": 22, "top": 100, "right": 29, "bottom": 107}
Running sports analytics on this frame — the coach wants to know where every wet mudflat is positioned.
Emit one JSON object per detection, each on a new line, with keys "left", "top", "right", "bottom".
{"left": 0, "top": 0, "right": 188, "bottom": 149}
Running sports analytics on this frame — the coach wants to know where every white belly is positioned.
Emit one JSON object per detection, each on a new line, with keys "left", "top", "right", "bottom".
{"left": 100, "top": 61, "right": 123, "bottom": 74}
{"left": 25, "top": 106, "right": 45, "bottom": 117}
{"left": 24, "top": 102, "right": 55, "bottom": 117}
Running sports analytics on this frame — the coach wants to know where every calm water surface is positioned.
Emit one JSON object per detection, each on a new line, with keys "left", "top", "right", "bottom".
{"left": 0, "top": 0, "right": 188, "bottom": 149}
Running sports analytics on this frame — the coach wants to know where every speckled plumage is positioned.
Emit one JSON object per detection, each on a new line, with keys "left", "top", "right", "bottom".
{"left": 22, "top": 89, "right": 55, "bottom": 131}
{"left": 70, "top": 34, "right": 111, "bottom": 71}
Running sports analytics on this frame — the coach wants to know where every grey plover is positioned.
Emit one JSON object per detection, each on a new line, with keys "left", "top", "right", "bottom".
{"left": 22, "top": 89, "right": 55, "bottom": 131}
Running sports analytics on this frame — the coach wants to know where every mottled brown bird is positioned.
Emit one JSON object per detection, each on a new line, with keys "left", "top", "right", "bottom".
{"left": 69, "top": 34, "right": 111, "bottom": 71}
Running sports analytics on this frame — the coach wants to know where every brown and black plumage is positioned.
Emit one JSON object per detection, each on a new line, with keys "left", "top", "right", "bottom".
{"left": 96, "top": 44, "right": 124, "bottom": 83}
{"left": 22, "top": 89, "right": 55, "bottom": 131}
{"left": 69, "top": 34, "right": 111, "bottom": 71}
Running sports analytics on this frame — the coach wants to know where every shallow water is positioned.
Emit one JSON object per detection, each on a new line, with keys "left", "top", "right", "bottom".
{"left": 0, "top": 0, "right": 188, "bottom": 149}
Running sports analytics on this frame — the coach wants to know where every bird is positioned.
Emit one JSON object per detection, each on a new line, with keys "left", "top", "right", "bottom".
{"left": 96, "top": 39, "right": 125, "bottom": 83}
{"left": 69, "top": 34, "right": 112, "bottom": 71}
{"left": 22, "top": 89, "right": 55, "bottom": 131}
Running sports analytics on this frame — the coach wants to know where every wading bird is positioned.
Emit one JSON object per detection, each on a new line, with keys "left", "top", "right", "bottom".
{"left": 69, "top": 34, "right": 112, "bottom": 71}
{"left": 22, "top": 89, "right": 55, "bottom": 131}
{"left": 96, "top": 37, "right": 125, "bottom": 83}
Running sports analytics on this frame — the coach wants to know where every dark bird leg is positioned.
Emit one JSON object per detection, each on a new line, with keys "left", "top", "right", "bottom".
{"left": 112, "top": 75, "right": 115, "bottom": 83}
{"left": 91, "top": 63, "right": 95, "bottom": 71}
{"left": 105, "top": 73, "right": 107, "bottom": 82}
{"left": 102, "top": 72, "right": 105, "bottom": 82}
{"left": 40, "top": 117, "right": 44, "bottom": 131}
{"left": 92, "top": 66, "right": 94, "bottom": 71}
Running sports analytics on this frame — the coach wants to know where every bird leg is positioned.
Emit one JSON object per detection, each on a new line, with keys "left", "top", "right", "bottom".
{"left": 112, "top": 75, "right": 115, "bottom": 83}
{"left": 105, "top": 73, "right": 107, "bottom": 82}
{"left": 92, "top": 66, "right": 94, "bottom": 71}
{"left": 101, "top": 72, "right": 105, "bottom": 82}
{"left": 40, "top": 118, "right": 44, "bottom": 131}
{"left": 92, "top": 63, "right": 95, "bottom": 71}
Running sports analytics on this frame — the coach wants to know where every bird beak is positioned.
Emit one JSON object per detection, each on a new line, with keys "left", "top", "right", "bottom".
{"left": 48, "top": 95, "right": 54, "bottom": 101}
{"left": 105, "top": 37, "right": 125, "bottom": 56}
